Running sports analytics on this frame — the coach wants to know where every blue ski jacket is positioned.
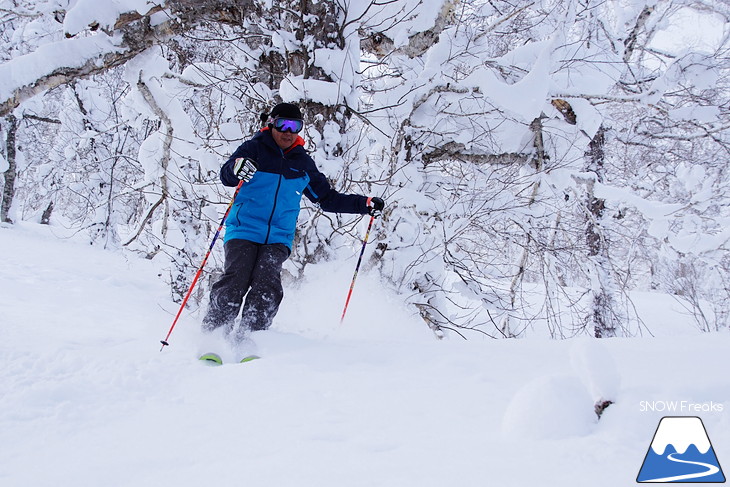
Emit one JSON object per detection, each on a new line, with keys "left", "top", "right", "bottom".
{"left": 221, "top": 129, "right": 369, "bottom": 249}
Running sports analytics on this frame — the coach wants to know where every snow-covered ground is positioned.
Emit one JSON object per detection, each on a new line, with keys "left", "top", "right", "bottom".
{"left": 1, "top": 223, "right": 728, "bottom": 487}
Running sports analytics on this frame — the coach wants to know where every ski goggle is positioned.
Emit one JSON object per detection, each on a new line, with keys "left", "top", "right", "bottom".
{"left": 273, "top": 118, "right": 304, "bottom": 133}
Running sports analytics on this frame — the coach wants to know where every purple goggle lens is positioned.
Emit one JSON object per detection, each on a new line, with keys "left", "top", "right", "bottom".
{"left": 274, "top": 118, "right": 303, "bottom": 133}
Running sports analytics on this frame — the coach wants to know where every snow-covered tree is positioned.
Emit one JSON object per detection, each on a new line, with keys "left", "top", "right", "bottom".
{"left": 1, "top": 0, "right": 728, "bottom": 336}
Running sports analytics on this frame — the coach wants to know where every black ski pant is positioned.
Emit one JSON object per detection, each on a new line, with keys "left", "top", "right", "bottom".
{"left": 203, "top": 239, "right": 289, "bottom": 342}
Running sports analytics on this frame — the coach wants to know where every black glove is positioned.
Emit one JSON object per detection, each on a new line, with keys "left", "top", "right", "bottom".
{"left": 233, "top": 157, "right": 258, "bottom": 182}
{"left": 367, "top": 197, "right": 385, "bottom": 217}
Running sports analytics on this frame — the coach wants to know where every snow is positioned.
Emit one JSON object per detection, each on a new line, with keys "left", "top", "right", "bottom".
{"left": 64, "top": 0, "right": 164, "bottom": 36}
{"left": 1, "top": 1, "right": 730, "bottom": 484}
{"left": 360, "top": 0, "right": 445, "bottom": 48}
{"left": 1, "top": 222, "right": 729, "bottom": 486}
{"left": 564, "top": 98, "right": 603, "bottom": 139}
{"left": 465, "top": 40, "right": 553, "bottom": 123}
{"left": 502, "top": 374, "right": 598, "bottom": 440}
{"left": 280, "top": 74, "right": 343, "bottom": 106}
{"left": 648, "top": 7, "right": 726, "bottom": 56}
{"left": 0, "top": 33, "right": 124, "bottom": 104}
{"left": 669, "top": 106, "right": 721, "bottom": 123}
{"left": 570, "top": 337, "right": 621, "bottom": 404}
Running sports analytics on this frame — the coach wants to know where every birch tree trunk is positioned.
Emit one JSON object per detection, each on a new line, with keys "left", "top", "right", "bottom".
{"left": 500, "top": 116, "right": 548, "bottom": 337}
{"left": 1, "top": 115, "right": 17, "bottom": 223}
{"left": 584, "top": 127, "right": 622, "bottom": 338}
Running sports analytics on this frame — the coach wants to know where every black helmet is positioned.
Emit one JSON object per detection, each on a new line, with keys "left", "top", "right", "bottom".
{"left": 269, "top": 102, "right": 302, "bottom": 120}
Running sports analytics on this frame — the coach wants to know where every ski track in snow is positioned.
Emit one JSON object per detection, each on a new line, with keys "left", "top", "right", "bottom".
{"left": 1, "top": 223, "right": 729, "bottom": 487}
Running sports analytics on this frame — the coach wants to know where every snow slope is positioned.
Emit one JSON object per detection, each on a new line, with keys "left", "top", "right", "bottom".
{"left": 0, "top": 223, "right": 728, "bottom": 487}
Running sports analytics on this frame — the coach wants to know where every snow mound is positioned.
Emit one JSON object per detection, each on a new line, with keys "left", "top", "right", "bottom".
{"left": 570, "top": 337, "right": 621, "bottom": 404}
{"left": 502, "top": 375, "right": 597, "bottom": 440}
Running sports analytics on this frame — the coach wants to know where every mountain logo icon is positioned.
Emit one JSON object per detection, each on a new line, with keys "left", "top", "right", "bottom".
{"left": 637, "top": 416, "right": 726, "bottom": 483}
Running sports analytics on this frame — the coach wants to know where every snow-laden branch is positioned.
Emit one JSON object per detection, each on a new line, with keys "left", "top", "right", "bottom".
{"left": 0, "top": 3, "right": 177, "bottom": 118}
{"left": 0, "top": 0, "right": 255, "bottom": 117}
{"left": 1, "top": 33, "right": 130, "bottom": 117}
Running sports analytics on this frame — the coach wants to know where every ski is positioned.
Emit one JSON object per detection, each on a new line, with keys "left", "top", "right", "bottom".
{"left": 198, "top": 353, "right": 261, "bottom": 365}
{"left": 199, "top": 352, "right": 223, "bottom": 366}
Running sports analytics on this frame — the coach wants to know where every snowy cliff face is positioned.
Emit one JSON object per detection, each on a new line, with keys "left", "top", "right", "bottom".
{"left": 650, "top": 417, "right": 712, "bottom": 455}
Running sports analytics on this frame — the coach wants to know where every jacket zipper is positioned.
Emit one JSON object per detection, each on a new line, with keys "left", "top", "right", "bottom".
{"left": 234, "top": 203, "right": 243, "bottom": 226}
{"left": 264, "top": 149, "right": 286, "bottom": 243}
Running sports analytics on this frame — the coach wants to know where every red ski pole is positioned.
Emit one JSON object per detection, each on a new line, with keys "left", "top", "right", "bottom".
{"left": 340, "top": 214, "right": 376, "bottom": 324}
{"left": 159, "top": 180, "right": 244, "bottom": 350}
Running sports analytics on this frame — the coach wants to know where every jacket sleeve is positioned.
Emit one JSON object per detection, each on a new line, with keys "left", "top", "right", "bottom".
{"left": 220, "top": 139, "right": 258, "bottom": 187}
{"left": 304, "top": 162, "right": 369, "bottom": 215}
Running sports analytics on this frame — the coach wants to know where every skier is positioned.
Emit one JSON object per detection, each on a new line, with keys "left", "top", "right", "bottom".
{"left": 202, "top": 102, "right": 384, "bottom": 348}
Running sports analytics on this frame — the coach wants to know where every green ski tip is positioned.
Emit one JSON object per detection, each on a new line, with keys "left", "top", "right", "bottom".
{"left": 199, "top": 353, "right": 223, "bottom": 366}
{"left": 240, "top": 355, "right": 261, "bottom": 363}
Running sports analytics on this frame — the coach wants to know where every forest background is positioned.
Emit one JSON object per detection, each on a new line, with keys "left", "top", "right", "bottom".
{"left": 2, "top": 0, "right": 728, "bottom": 340}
